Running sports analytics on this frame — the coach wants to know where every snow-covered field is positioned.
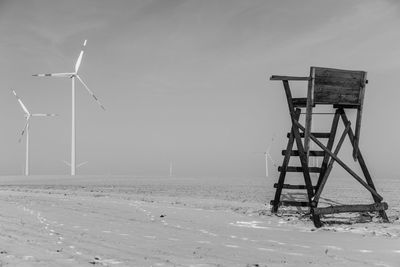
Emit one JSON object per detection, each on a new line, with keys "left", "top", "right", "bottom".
{"left": 0, "top": 175, "right": 398, "bottom": 266}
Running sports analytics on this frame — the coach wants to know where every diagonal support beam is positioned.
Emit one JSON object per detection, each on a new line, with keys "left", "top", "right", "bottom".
{"left": 340, "top": 111, "right": 389, "bottom": 222}
{"left": 312, "top": 122, "right": 351, "bottom": 203}
{"left": 315, "top": 110, "right": 340, "bottom": 192}
{"left": 292, "top": 119, "right": 383, "bottom": 201}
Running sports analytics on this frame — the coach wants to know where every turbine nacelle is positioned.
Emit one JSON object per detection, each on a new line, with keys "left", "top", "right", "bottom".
{"left": 12, "top": 89, "right": 58, "bottom": 143}
{"left": 32, "top": 40, "right": 105, "bottom": 111}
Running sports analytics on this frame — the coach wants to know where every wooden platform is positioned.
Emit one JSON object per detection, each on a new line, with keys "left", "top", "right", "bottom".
{"left": 269, "top": 67, "right": 389, "bottom": 227}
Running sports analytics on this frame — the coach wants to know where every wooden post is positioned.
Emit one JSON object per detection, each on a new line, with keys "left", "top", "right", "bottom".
{"left": 304, "top": 68, "right": 315, "bottom": 161}
{"left": 352, "top": 72, "right": 367, "bottom": 161}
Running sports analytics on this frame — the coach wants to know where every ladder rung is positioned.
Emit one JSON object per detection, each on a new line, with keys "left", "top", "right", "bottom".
{"left": 312, "top": 202, "right": 388, "bottom": 215}
{"left": 292, "top": 98, "right": 307, "bottom": 107}
{"left": 286, "top": 132, "right": 331, "bottom": 138}
{"left": 333, "top": 104, "right": 359, "bottom": 109}
{"left": 274, "top": 183, "right": 317, "bottom": 190}
{"left": 278, "top": 166, "right": 322, "bottom": 173}
{"left": 291, "top": 98, "right": 316, "bottom": 108}
{"left": 281, "top": 150, "right": 325, "bottom": 157}
{"left": 271, "top": 200, "right": 310, "bottom": 207}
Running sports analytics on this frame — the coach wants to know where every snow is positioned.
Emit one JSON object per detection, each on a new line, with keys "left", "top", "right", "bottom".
{"left": 0, "top": 175, "right": 398, "bottom": 266}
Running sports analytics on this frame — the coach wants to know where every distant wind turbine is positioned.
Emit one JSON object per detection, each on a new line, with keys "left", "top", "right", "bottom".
{"left": 33, "top": 40, "right": 105, "bottom": 176}
{"left": 254, "top": 137, "right": 276, "bottom": 177}
{"left": 12, "top": 90, "right": 57, "bottom": 176}
{"left": 169, "top": 161, "right": 173, "bottom": 177}
{"left": 264, "top": 142, "right": 277, "bottom": 177}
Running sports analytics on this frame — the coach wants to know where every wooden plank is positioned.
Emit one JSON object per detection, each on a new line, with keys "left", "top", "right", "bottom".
{"left": 278, "top": 201, "right": 310, "bottom": 207}
{"left": 292, "top": 98, "right": 307, "bottom": 107}
{"left": 313, "top": 202, "right": 388, "bottom": 215}
{"left": 278, "top": 166, "right": 321, "bottom": 173}
{"left": 270, "top": 75, "right": 310, "bottom": 81}
{"left": 286, "top": 132, "right": 331, "bottom": 138}
{"left": 282, "top": 150, "right": 325, "bottom": 157}
{"left": 293, "top": 119, "right": 383, "bottom": 201}
{"left": 274, "top": 183, "right": 317, "bottom": 190}
{"left": 314, "top": 86, "right": 360, "bottom": 105}
{"left": 313, "top": 67, "right": 366, "bottom": 83}
{"left": 333, "top": 104, "right": 359, "bottom": 109}
{"left": 312, "top": 67, "right": 367, "bottom": 106}
{"left": 315, "top": 77, "right": 363, "bottom": 88}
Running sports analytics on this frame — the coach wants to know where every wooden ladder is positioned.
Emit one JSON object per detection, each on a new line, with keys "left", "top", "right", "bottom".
{"left": 271, "top": 130, "right": 331, "bottom": 210}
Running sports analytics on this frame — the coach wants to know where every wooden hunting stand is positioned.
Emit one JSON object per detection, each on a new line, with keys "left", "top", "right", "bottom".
{"left": 270, "top": 67, "right": 389, "bottom": 227}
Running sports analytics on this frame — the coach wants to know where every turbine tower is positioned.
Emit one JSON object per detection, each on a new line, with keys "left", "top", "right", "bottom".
{"left": 33, "top": 40, "right": 105, "bottom": 176}
{"left": 12, "top": 90, "right": 57, "bottom": 176}
{"left": 169, "top": 161, "right": 173, "bottom": 177}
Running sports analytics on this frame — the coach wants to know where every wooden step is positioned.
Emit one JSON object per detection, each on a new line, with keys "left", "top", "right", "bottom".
{"left": 312, "top": 202, "right": 388, "bottom": 215}
{"left": 292, "top": 98, "right": 307, "bottom": 107}
{"left": 291, "top": 98, "right": 316, "bottom": 108}
{"left": 333, "top": 104, "right": 359, "bottom": 109}
{"left": 281, "top": 150, "right": 325, "bottom": 157}
{"left": 274, "top": 183, "right": 317, "bottom": 190}
{"left": 271, "top": 200, "right": 310, "bottom": 207}
{"left": 286, "top": 132, "right": 331, "bottom": 138}
{"left": 278, "top": 166, "right": 322, "bottom": 173}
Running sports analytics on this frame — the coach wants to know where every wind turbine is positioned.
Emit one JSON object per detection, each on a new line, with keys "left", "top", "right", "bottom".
{"left": 169, "top": 161, "right": 173, "bottom": 177}
{"left": 33, "top": 40, "right": 105, "bottom": 176}
{"left": 264, "top": 142, "right": 277, "bottom": 177}
{"left": 253, "top": 137, "right": 276, "bottom": 177}
{"left": 12, "top": 90, "right": 57, "bottom": 176}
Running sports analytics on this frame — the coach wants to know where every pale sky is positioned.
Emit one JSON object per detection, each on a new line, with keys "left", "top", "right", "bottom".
{"left": 0, "top": 0, "right": 399, "bottom": 178}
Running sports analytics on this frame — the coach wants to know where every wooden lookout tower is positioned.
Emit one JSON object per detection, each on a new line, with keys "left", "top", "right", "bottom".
{"left": 270, "top": 67, "right": 389, "bottom": 227}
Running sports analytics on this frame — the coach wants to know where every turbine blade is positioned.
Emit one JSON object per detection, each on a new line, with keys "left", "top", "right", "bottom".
{"left": 12, "top": 90, "right": 30, "bottom": 115}
{"left": 32, "top": 113, "right": 58, "bottom": 117}
{"left": 76, "top": 75, "right": 106, "bottom": 110}
{"left": 266, "top": 137, "right": 274, "bottom": 153}
{"left": 18, "top": 120, "right": 29, "bottom": 143}
{"left": 267, "top": 152, "right": 277, "bottom": 167}
{"left": 33, "top": 73, "right": 74, "bottom": 78}
{"left": 75, "top": 39, "right": 87, "bottom": 72}
{"left": 62, "top": 160, "right": 71, "bottom": 167}
{"left": 76, "top": 161, "right": 88, "bottom": 168}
